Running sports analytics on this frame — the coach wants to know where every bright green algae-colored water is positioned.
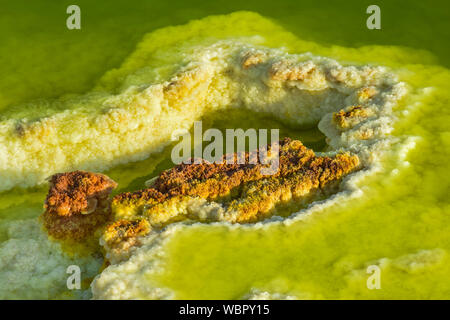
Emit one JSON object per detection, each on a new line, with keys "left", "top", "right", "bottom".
{"left": 0, "top": 1, "right": 449, "bottom": 299}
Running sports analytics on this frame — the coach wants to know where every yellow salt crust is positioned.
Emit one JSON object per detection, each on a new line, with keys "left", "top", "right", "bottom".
{"left": 87, "top": 41, "right": 410, "bottom": 299}
{"left": 0, "top": 17, "right": 412, "bottom": 301}
{"left": 0, "top": 40, "right": 405, "bottom": 192}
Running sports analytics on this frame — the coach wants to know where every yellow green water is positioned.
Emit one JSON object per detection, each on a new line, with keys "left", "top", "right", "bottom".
{"left": 0, "top": 1, "right": 449, "bottom": 299}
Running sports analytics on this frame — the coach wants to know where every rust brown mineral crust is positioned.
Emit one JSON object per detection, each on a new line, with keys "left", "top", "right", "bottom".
{"left": 112, "top": 138, "right": 360, "bottom": 224}
{"left": 40, "top": 139, "right": 360, "bottom": 241}
{"left": 41, "top": 171, "right": 117, "bottom": 240}
{"left": 103, "top": 218, "right": 151, "bottom": 246}
{"left": 112, "top": 138, "right": 303, "bottom": 211}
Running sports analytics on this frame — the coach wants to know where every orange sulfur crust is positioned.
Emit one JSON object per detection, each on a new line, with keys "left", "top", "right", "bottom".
{"left": 40, "top": 139, "right": 359, "bottom": 243}
{"left": 103, "top": 218, "right": 151, "bottom": 246}
{"left": 41, "top": 171, "right": 117, "bottom": 241}
{"left": 112, "top": 138, "right": 311, "bottom": 215}
{"left": 333, "top": 105, "right": 371, "bottom": 129}
{"left": 112, "top": 138, "right": 360, "bottom": 224}
{"left": 226, "top": 152, "right": 360, "bottom": 222}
